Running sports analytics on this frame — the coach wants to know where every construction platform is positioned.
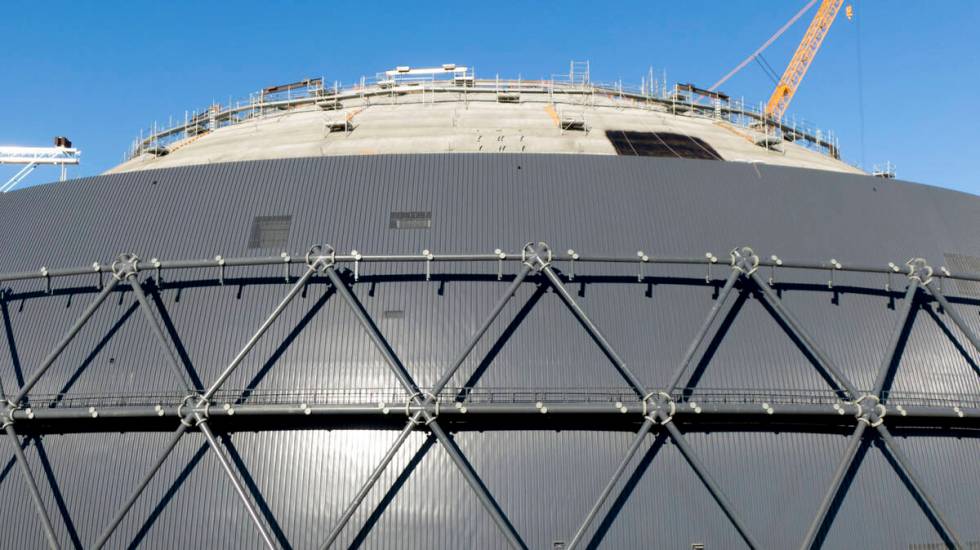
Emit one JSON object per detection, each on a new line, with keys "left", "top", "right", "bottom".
{"left": 110, "top": 64, "right": 859, "bottom": 176}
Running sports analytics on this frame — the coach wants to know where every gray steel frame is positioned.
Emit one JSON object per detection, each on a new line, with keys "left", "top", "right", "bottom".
{"left": 0, "top": 244, "right": 977, "bottom": 549}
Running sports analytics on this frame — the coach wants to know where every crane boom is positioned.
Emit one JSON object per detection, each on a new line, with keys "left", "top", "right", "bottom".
{"left": 765, "top": 0, "right": 843, "bottom": 122}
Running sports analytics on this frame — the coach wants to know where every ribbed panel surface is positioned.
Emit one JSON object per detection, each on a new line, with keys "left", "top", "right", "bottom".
{"left": 0, "top": 155, "right": 978, "bottom": 548}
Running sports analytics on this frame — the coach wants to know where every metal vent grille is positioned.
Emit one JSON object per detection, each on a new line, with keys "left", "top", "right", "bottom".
{"left": 247, "top": 215, "right": 292, "bottom": 249}
{"left": 944, "top": 252, "right": 980, "bottom": 298}
{"left": 389, "top": 211, "right": 432, "bottom": 230}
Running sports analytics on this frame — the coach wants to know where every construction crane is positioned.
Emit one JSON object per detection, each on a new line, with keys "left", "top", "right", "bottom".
{"left": 0, "top": 137, "right": 80, "bottom": 193}
{"left": 765, "top": 0, "right": 844, "bottom": 122}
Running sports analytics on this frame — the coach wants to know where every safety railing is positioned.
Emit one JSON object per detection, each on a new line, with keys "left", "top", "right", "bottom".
{"left": 21, "top": 387, "right": 980, "bottom": 412}
{"left": 4, "top": 246, "right": 980, "bottom": 286}
{"left": 125, "top": 66, "right": 842, "bottom": 162}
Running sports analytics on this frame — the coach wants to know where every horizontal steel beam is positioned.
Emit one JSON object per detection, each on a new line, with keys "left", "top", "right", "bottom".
{"left": 9, "top": 401, "right": 979, "bottom": 432}
{"left": 2, "top": 249, "right": 979, "bottom": 285}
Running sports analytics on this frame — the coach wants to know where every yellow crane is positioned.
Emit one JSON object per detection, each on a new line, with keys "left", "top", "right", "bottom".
{"left": 765, "top": 0, "right": 844, "bottom": 122}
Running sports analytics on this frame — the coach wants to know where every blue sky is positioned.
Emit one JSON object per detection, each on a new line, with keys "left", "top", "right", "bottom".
{"left": 1, "top": 1, "right": 978, "bottom": 195}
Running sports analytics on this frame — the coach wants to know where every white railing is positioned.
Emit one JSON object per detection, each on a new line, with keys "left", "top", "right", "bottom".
{"left": 125, "top": 65, "right": 841, "bottom": 162}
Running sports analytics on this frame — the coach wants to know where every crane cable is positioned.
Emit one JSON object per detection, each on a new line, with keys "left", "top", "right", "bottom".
{"left": 754, "top": 54, "right": 782, "bottom": 85}
{"left": 707, "top": 0, "right": 820, "bottom": 92}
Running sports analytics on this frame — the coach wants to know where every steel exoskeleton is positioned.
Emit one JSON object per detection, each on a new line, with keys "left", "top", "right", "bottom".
{"left": 0, "top": 244, "right": 976, "bottom": 549}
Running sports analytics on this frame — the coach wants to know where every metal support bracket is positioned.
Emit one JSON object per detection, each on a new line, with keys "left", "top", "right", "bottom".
{"left": 730, "top": 246, "right": 759, "bottom": 275}
{"left": 406, "top": 392, "right": 439, "bottom": 425}
{"left": 110, "top": 253, "right": 140, "bottom": 280}
{"left": 853, "top": 394, "right": 886, "bottom": 427}
{"left": 1, "top": 401, "right": 18, "bottom": 429}
{"left": 307, "top": 244, "right": 336, "bottom": 273}
{"left": 522, "top": 241, "right": 552, "bottom": 272}
{"left": 642, "top": 391, "right": 676, "bottom": 424}
{"left": 906, "top": 257, "right": 933, "bottom": 285}
{"left": 178, "top": 394, "right": 210, "bottom": 427}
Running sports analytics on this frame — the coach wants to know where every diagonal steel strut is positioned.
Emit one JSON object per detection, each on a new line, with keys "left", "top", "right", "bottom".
{"left": 92, "top": 425, "right": 188, "bottom": 549}
{"left": 198, "top": 420, "right": 277, "bottom": 548}
{"left": 322, "top": 265, "right": 528, "bottom": 549}
{"left": 566, "top": 419, "right": 655, "bottom": 550}
{"left": 429, "top": 264, "right": 533, "bottom": 394}
{"left": 875, "top": 424, "right": 964, "bottom": 549}
{"left": 129, "top": 272, "right": 286, "bottom": 548}
{"left": 924, "top": 280, "right": 980, "bottom": 355}
{"left": 9, "top": 277, "right": 118, "bottom": 406}
{"left": 664, "top": 268, "right": 743, "bottom": 392}
{"left": 798, "top": 422, "right": 867, "bottom": 549}
{"left": 320, "top": 264, "right": 532, "bottom": 548}
{"left": 0, "top": 273, "right": 120, "bottom": 550}
{"left": 540, "top": 264, "right": 645, "bottom": 397}
{"left": 872, "top": 281, "right": 920, "bottom": 397}
{"left": 0, "top": 311, "right": 59, "bottom": 549}
{"left": 92, "top": 264, "right": 318, "bottom": 549}
{"left": 319, "top": 422, "right": 418, "bottom": 549}
{"left": 4, "top": 425, "right": 60, "bottom": 549}
{"left": 800, "top": 276, "right": 963, "bottom": 549}
{"left": 748, "top": 270, "right": 861, "bottom": 399}
{"left": 567, "top": 267, "right": 742, "bottom": 549}
{"left": 128, "top": 278, "right": 198, "bottom": 391}
{"left": 538, "top": 253, "right": 760, "bottom": 549}
{"left": 862, "top": 276, "right": 963, "bottom": 548}
{"left": 6, "top": 263, "right": 207, "bottom": 550}
{"left": 798, "top": 281, "right": 921, "bottom": 550}
{"left": 659, "top": 416, "right": 761, "bottom": 548}
{"left": 800, "top": 281, "right": 917, "bottom": 550}
{"left": 4, "top": 246, "right": 974, "bottom": 548}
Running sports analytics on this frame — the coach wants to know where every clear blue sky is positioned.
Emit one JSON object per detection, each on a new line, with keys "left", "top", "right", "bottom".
{"left": 2, "top": 1, "right": 978, "bottom": 195}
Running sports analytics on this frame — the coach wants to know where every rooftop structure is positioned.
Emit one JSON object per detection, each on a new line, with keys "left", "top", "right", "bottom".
{"left": 110, "top": 63, "right": 859, "bottom": 175}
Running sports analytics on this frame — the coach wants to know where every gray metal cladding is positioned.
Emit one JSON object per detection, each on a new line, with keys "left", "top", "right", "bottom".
{"left": 3, "top": 430, "right": 976, "bottom": 548}
{"left": 0, "top": 154, "right": 979, "bottom": 548}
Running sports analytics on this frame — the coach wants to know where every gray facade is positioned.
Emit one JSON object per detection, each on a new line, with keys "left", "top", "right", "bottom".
{"left": 0, "top": 154, "right": 978, "bottom": 549}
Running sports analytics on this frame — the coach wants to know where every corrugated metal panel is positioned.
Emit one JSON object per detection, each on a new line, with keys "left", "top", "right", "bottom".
{"left": 944, "top": 252, "right": 980, "bottom": 298}
{"left": 1, "top": 406, "right": 978, "bottom": 548}
{"left": 0, "top": 155, "right": 978, "bottom": 548}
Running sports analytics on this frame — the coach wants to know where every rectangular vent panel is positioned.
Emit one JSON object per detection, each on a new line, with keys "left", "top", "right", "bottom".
{"left": 248, "top": 215, "right": 292, "bottom": 249}
{"left": 943, "top": 252, "right": 980, "bottom": 298}
{"left": 389, "top": 211, "right": 432, "bottom": 230}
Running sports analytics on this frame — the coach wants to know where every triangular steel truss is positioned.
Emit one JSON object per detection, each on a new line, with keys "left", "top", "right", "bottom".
{"left": 0, "top": 244, "right": 977, "bottom": 549}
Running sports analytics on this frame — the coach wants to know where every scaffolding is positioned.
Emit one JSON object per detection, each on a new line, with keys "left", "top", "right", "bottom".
{"left": 125, "top": 63, "right": 842, "bottom": 163}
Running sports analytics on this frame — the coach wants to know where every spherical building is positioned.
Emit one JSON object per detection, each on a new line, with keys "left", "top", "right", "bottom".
{"left": 1, "top": 65, "right": 978, "bottom": 550}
